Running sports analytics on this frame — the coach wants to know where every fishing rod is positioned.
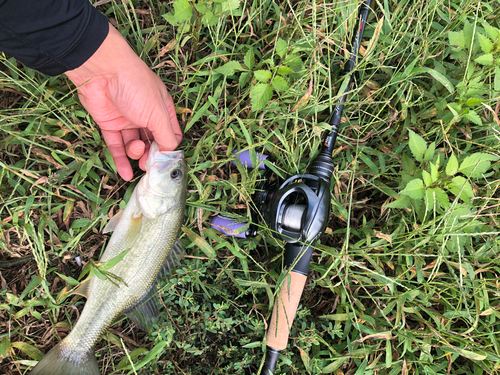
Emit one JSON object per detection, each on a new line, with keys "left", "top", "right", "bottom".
{"left": 211, "top": 1, "right": 373, "bottom": 373}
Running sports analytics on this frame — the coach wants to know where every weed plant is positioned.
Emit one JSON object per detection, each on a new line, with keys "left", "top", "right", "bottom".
{"left": 1, "top": 0, "right": 500, "bottom": 374}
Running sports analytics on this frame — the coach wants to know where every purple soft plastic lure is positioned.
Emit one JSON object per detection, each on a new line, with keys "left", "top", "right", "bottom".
{"left": 231, "top": 150, "right": 268, "bottom": 169}
{"left": 211, "top": 215, "right": 248, "bottom": 238}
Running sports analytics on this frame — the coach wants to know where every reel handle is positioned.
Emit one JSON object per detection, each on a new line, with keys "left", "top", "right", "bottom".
{"left": 262, "top": 242, "right": 314, "bottom": 374}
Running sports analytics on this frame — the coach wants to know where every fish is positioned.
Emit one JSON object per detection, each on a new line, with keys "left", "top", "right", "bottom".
{"left": 30, "top": 142, "right": 188, "bottom": 375}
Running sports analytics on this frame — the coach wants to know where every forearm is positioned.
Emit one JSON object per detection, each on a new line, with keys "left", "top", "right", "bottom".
{"left": 0, "top": 0, "right": 108, "bottom": 76}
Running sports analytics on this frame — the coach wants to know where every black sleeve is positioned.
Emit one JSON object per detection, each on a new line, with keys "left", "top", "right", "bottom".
{"left": 0, "top": 0, "right": 109, "bottom": 76}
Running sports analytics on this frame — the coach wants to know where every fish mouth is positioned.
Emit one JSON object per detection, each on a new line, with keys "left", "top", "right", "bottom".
{"left": 153, "top": 150, "right": 185, "bottom": 163}
{"left": 145, "top": 142, "right": 185, "bottom": 172}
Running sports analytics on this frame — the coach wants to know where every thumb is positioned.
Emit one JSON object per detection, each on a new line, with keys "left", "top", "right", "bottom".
{"left": 149, "top": 89, "right": 183, "bottom": 151}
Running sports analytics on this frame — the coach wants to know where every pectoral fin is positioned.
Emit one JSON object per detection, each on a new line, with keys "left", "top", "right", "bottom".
{"left": 103, "top": 210, "right": 123, "bottom": 234}
{"left": 72, "top": 279, "right": 91, "bottom": 298}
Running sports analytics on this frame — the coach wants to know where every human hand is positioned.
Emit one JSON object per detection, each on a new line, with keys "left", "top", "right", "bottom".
{"left": 65, "top": 24, "right": 182, "bottom": 181}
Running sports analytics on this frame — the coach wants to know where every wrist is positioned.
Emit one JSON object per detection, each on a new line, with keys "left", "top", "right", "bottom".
{"left": 65, "top": 24, "right": 140, "bottom": 86}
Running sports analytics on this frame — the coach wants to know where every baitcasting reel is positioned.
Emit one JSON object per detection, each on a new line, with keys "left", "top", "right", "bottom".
{"left": 212, "top": 149, "right": 334, "bottom": 246}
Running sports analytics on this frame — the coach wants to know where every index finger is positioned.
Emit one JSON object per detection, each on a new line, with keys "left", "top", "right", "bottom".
{"left": 101, "top": 130, "right": 134, "bottom": 181}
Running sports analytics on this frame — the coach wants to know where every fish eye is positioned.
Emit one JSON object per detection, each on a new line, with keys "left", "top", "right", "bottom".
{"left": 170, "top": 168, "right": 182, "bottom": 180}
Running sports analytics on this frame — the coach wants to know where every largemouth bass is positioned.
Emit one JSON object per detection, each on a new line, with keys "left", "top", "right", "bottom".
{"left": 30, "top": 142, "right": 188, "bottom": 375}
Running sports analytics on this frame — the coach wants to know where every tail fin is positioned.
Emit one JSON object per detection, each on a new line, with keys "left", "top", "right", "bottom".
{"left": 29, "top": 342, "right": 99, "bottom": 375}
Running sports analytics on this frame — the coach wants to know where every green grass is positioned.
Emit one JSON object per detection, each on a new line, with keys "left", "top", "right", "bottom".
{"left": 1, "top": 0, "right": 500, "bottom": 374}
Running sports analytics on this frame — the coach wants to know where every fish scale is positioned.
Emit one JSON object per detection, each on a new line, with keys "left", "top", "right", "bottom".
{"left": 30, "top": 143, "right": 187, "bottom": 375}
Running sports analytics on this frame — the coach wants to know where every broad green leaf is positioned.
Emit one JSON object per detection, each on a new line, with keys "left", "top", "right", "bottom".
{"left": 278, "top": 65, "right": 293, "bottom": 75}
{"left": 99, "top": 249, "right": 130, "bottom": 271}
{"left": 447, "top": 102, "right": 460, "bottom": 120}
{"left": 422, "top": 170, "right": 432, "bottom": 187}
{"left": 449, "top": 176, "right": 474, "bottom": 203}
{"left": 401, "top": 178, "right": 425, "bottom": 200}
{"left": 477, "top": 33, "right": 493, "bottom": 53}
{"left": 254, "top": 70, "right": 272, "bottom": 83}
{"left": 359, "top": 152, "right": 380, "bottom": 175}
{"left": 215, "top": 61, "right": 244, "bottom": 76}
{"left": 275, "top": 38, "right": 288, "bottom": 58}
{"left": 194, "top": 2, "right": 206, "bottom": 13}
{"left": 250, "top": 83, "right": 273, "bottom": 111}
{"left": 283, "top": 53, "right": 302, "bottom": 68}
{"left": 385, "top": 338, "right": 392, "bottom": 369}
{"left": 321, "top": 358, "right": 350, "bottom": 373}
{"left": 402, "top": 59, "right": 418, "bottom": 79}
{"left": 448, "top": 30, "right": 465, "bottom": 49}
{"left": 297, "top": 346, "right": 311, "bottom": 371}
{"left": 354, "top": 359, "right": 368, "bottom": 375}
{"left": 465, "top": 97, "right": 483, "bottom": 107}
{"left": 446, "top": 154, "right": 458, "bottom": 176}
{"left": 117, "top": 348, "right": 148, "bottom": 370}
{"left": 463, "top": 20, "right": 473, "bottom": 48}
{"left": 465, "top": 110, "right": 482, "bottom": 125}
{"left": 425, "top": 188, "right": 436, "bottom": 211}
{"left": 462, "top": 220, "right": 486, "bottom": 233}
{"left": 162, "top": 0, "right": 193, "bottom": 25}
{"left": 0, "top": 337, "right": 10, "bottom": 357}
{"left": 444, "top": 346, "right": 487, "bottom": 361}
{"left": 474, "top": 54, "right": 493, "bottom": 66}
{"left": 432, "top": 187, "right": 450, "bottom": 209}
{"left": 459, "top": 153, "right": 499, "bottom": 178}
{"left": 483, "top": 22, "right": 500, "bottom": 41}
{"left": 430, "top": 163, "right": 439, "bottom": 182}
{"left": 408, "top": 130, "right": 427, "bottom": 162}
{"left": 221, "top": 0, "right": 240, "bottom": 13}
{"left": 271, "top": 76, "right": 289, "bottom": 92}
{"left": 495, "top": 67, "right": 500, "bottom": 92}
{"left": 19, "top": 276, "right": 41, "bottom": 300}
{"left": 242, "top": 341, "right": 262, "bottom": 349}
{"left": 55, "top": 272, "right": 79, "bottom": 286}
{"left": 201, "top": 9, "right": 217, "bottom": 26}
{"left": 11, "top": 342, "right": 43, "bottom": 360}
{"left": 244, "top": 49, "right": 255, "bottom": 70}
{"left": 402, "top": 153, "right": 417, "bottom": 174}
{"left": 239, "top": 71, "right": 251, "bottom": 88}
{"left": 103, "top": 146, "right": 116, "bottom": 174}
{"left": 385, "top": 195, "right": 411, "bottom": 209}
{"left": 412, "top": 67, "right": 454, "bottom": 94}
{"left": 133, "top": 341, "right": 169, "bottom": 371}
{"left": 182, "top": 227, "right": 216, "bottom": 259}
{"left": 71, "top": 218, "right": 91, "bottom": 229}
{"left": 424, "top": 142, "right": 435, "bottom": 161}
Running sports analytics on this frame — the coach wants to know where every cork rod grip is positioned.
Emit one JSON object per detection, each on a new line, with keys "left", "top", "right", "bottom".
{"left": 266, "top": 271, "right": 308, "bottom": 350}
